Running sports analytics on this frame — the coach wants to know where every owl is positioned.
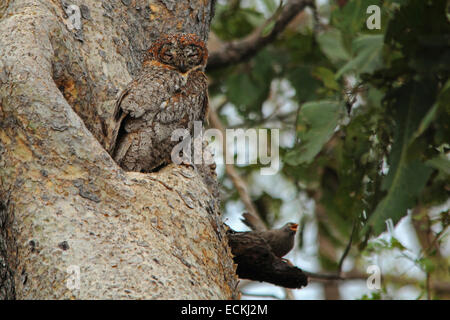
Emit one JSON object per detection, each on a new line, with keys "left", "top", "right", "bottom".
{"left": 108, "top": 33, "right": 209, "bottom": 174}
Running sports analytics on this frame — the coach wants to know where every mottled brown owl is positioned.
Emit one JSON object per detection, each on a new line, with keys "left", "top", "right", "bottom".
{"left": 108, "top": 33, "right": 209, "bottom": 173}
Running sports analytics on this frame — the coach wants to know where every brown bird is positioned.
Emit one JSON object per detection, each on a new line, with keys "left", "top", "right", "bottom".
{"left": 108, "top": 33, "right": 209, "bottom": 173}
{"left": 226, "top": 223, "right": 307, "bottom": 288}
{"left": 254, "top": 223, "right": 299, "bottom": 258}
{"left": 240, "top": 213, "right": 299, "bottom": 257}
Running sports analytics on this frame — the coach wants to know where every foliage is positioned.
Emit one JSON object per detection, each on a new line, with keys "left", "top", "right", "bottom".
{"left": 209, "top": 0, "right": 449, "bottom": 298}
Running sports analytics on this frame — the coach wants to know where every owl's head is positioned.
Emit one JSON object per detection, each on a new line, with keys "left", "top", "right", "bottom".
{"left": 148, "top": 33, "right": 208, "bottom": 73}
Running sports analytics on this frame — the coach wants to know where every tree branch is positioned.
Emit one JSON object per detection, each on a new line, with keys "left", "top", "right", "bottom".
{"left": 207, "top": 0, "right": 313, "bottom": 71}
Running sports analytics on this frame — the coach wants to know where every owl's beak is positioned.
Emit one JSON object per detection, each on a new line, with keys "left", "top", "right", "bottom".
{"left": 290, "top": 224, "right": 299, "bottom": 232}
{"left": 179, "top": 62, "right": 188, "bottom": 73}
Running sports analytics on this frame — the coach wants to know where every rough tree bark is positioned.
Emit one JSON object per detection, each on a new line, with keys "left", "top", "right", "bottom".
{"left": 0, "top": 0, "right": 239, "bottom": 299}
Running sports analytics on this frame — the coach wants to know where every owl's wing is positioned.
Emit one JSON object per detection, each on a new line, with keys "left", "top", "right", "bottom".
{"left": 108, "top": 68, "right": 176, "bottom": 155}
{"left": 107, "top": 87, "right": 130, "bottom": 154}
{"left": 193, "top": 71, "right": 209, "bottom": 124}
{"left": 199, "top": 87, "right": 209, "bottom": 124}
{"left": 112, "top": 85, "right": 131, "bottom": 121}
{"left": 118, "top": 69, "right": 176, "bottom": 119}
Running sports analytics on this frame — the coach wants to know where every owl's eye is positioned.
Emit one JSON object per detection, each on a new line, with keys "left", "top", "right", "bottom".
{"left": 184, "top": 46, "right": 202, "bottom": 66}
{"left": 188, "top": 54, "right": 199, "bottom": 64}
{"left": 187, "top": 52, "right": 199, "bottom": 59}
{"left": 162, "top": 50, "right": 174, "bottom": 60}
{"left": 159, "top": 44, "right": 177, "bottom": 64}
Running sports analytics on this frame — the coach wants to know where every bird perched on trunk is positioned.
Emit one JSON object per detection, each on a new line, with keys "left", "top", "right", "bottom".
{"left": 240, "top": 212, "right": 298, "bottom": 257}
{"left": 108, "top": 33, "right": 209, "bottom": 173}
{"left": 257, "top": 222, "right": 298, "bottom": 258}
{"left": 226, "top": 222, "right": 307, "bottom": 289}
{"left": 230, "top": 222, "right": 298, "bottom": 258}
{"left": 106, "top": 33, "right": 219, "bottom": 197}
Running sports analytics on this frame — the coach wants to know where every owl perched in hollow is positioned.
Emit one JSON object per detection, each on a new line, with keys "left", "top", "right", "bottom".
{"left": 108, "top": 33, "right": 210, "bottom": 173}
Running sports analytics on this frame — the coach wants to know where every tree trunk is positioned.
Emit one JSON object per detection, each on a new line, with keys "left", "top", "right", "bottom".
{"left": 0, "top": 0, "right": 239, "bottom": 299}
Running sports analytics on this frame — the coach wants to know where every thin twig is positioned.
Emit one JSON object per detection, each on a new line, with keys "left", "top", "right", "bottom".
{"left": 303, "top": 270, "right": 343, "bottom": 281}
{"left": 337, "top": 221, "right": 357, "bottom": 275}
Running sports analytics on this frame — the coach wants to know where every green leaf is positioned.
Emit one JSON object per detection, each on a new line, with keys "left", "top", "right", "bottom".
{"left": 360, "top": 292, "right": 382, "bottom": 300}
{"left": 412, "top": 80, "right": 450, "bottom": 143}
{"left": 225, "top": 50, "right": 274, "bottom": 114}
{"left": 336, "top": 34, "right": 384, "bottom": 79}
{"left": 261, "top": 20, "right": 276, "bottom": 37}
{"left": 226, "top": 73, "right": 261, "bottom": 108}
{"left": 439, "top": 79, "right": 450, "bottom": 104}
{"left": 312, "top": 67, "right": 340, "bottom": 91}
{"left": 317, "top": 29, "right": 351, "bottom": 65}
{"left": 287, "top": 66, "right": 321, "bottom": 102}
{"left": 417, "top": 257, "right": 436, "bottom": 273}
{"left": 262, "top": 0, "right": 277, "bottom": 13}
{"left": 331, "top": 0, "right": 382, "bottom": 36}
{"left": 389, "top": 237, "right": 406, "bottom": 251}
{"left": 411, "top": 103, "right": 439, "bottom": 142}
{"left": 367, "top": 82, "right": 434, "bottom": 234}
{"left": 212, "top": 5, "right": 263, "bottom": 40}
{"left": 426, "top": 155, "right": 450, "bottom": 176}
{"left": 285, "top": 101, "right": 344, "bottom": 165}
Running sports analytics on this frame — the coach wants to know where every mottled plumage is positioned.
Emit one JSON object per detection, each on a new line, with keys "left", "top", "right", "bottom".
{"left": 109, "top": 33, "right": 209, "bottom": 173}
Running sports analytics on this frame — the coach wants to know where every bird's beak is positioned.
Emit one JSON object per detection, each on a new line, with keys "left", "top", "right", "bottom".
{"left": 179, "top": 62, "right": 187, "bottom": 73}
{"left": 290, "top": 223, "right": 299, "bottom": 232}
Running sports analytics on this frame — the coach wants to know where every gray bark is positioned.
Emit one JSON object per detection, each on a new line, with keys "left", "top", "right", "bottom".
{"left": 0, "top": 0, "right": 238, "bottom": 299}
